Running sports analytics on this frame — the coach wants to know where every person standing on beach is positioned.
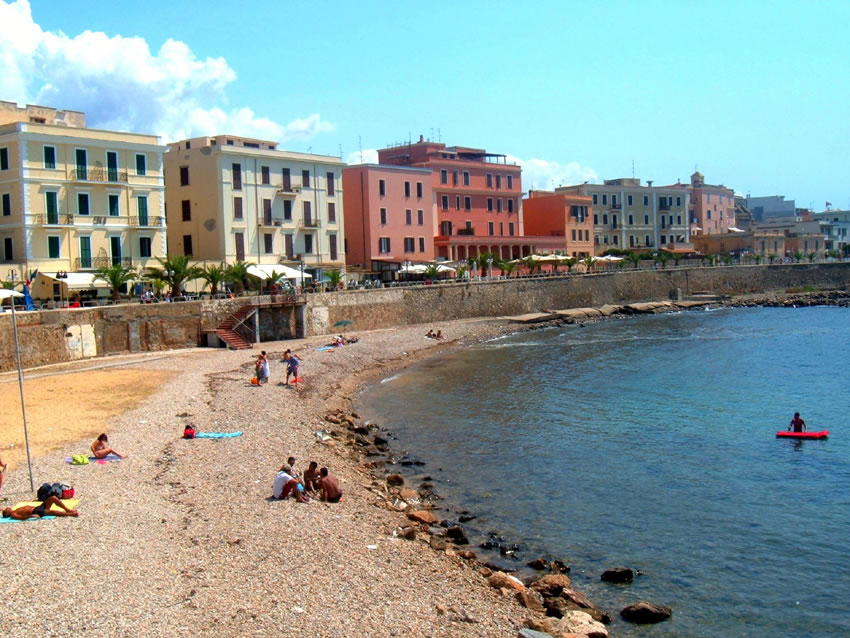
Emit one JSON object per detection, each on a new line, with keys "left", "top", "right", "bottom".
{"left": 283, "top": 349, "right": 301, "bottom": 385}
{"left": 255, "top": 351, "right": 270, "bottom": 385}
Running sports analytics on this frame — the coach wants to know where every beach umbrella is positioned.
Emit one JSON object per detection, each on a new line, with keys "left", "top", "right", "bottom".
{"left": 1, "top": 288, "right": 34, "bottom": 490}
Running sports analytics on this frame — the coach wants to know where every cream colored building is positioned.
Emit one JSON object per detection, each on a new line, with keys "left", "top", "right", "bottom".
{"left": 557, "top": 178, "right": 690, "bottom": 253}
{"left": 0, "top": 101, "right": 166, "bottom": 299}
{"left": 163, "top": 135, "right": 346, "bottom": 280}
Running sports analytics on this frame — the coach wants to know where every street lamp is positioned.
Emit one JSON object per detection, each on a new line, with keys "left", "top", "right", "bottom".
{"left": 487, "top": 256, "right": 493, "bottom": 280}
{"left": 299, "top": 255, "right": 305, "bottom": 292}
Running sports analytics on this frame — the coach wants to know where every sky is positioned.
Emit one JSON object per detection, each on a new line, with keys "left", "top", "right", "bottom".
{"left": 1, "top": 0, "right": 848, "bottom": 209}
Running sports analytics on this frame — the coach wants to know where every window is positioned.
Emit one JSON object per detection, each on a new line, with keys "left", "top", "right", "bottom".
{"left": 613, "top": 235, "right": 619, "bottom": 245}
{"left": 405, "top": 209, "right": 412, "bottom": 225}
{"left": 136, "top": 154, "right": 147, "bottom": 176}
{"left": 603, "top": 213, "right": 608, "bottom": 225}
{"left": 509, "top": 222, "right": 514, "bottom": 236}
{"left": 380, "top": 208, "right": 387, "bottom": 224}
{"left": 612, "top": 214, "right": 618, "bottom": 229}
{"left": 0, "top": 148, "right": 8, "bottom": 170}
{"left": 585, "top": 230, "right": 590, "bottom": 241}
{"left": 416, "top": 182, "right": 423, "bottom": 198}
{"left": 139, "top": 236, "right": 152, "bottom": 258}
{"left": 404, "top": 237, "right": 415, "bottom": 252}
{"left": 263, "top": 199, "right": 272, "bottom": 225}
{"left": 284, "top": 234, "right": 294, "bottom": 259}
{"left": 379, "top": 237, "right": 390, "bottom": 253}
{"left": 669, "top": 215, "right": 674, "bottom": 226}
{"left": 645, "top": 235, "right": 651, "bottom": 247}
{"left": 661, "top": 235, "right": 667, "bottom": 245}
{"left": 77, "top": 192, "right": 89, "bottom": 216}
{"left": 304, "top": 234, "right": 314, "bottom": 254}
{"left": 464, "top": 196, "right": 471, "bottom": 211}
{"left": 441, "top": 195, "right": 448, "bottom": 211}
{"left": 488, "top": 198, "right": 493, "bottom": 212}
{"left": 628, "top": 214, "right": 633, "bottom": 225}
{"left": 593, "top": 213, "right": 598, "bottom": 224}
{"left": 180, "top": 199, "right": 191, "bottom": 221}
{"left": 45, "top": 191, "right": 59, "bottom": 223}
{"left": 379, "top": 179, "right": 386, "bottom": 196}
{"left": 232, "top": 164, "right": 241, "bottom": 190}
{"left": 419, "top": 237, "right": 425, "bottom": 252}
{"left": 234, "top": 197, "right": 243, "bottom": 219}
{"left": 105, "top": 151, "right": 119, "bottom": 182}
{"left": 453, "top": 170, "right": 459, "bottom": 185}
{"left": 707, "top": 194, "right": 712, "bottom": 203}
{"left": 644, "top": 214, "right": 649, "bottom": 224}
{"left": 612, "top": 195, "right": 618, "bottom": 207}
{"left": 264, "top": 233, "right": 273, "bottom": 254}
{"left": 261, "top": 166, "right": 270, "bottom": 185}
{"left": 496, "top": 175, "right": 502, "bottom": 189}
{"left": 677, "top": 215, "right": 682, "bottom": 225}
{"left": 463, "top": 171, "right": 470, "bottom": 186}
{"left": 329, "top": 234, "right": 338, "bottom": 260}
{"left": 507, "top": 175, "right": 513, "bottom": 189}
{"left": 303, "top": 201, "right": 312, "bottom": 225}
{"left": 507, "top": 199, "right": 514, "bottom": 213}
{"left": 488, "top": 221, "right": 494, "bottom": 236}
{"left": 48, "top": 236, "right": 60, "bottom": 259}
{"left": 440, "top": 170, "right": 447, "bottom": 184}
{"left": 628, "top": 195, "right": 633, "bottom": 206}
{"left": 75, "top": 149, "right": 87, "bottom": 179}
{"left": 404, "top": 181, "right": 411, "bottom": 197}
{"left": 235, "top": 232, "right": 245, "bottom": 261}
{"left": 707, "top": 210, "right": 713, "bottom": 220}
{"left": 417, "top": 209, "right": 424, "bottom": 225}
{"left": 602, "top": 194, "right": 608, "bottom": 205}
{"left": 643, "top": 195, "right": 649, "bottom": 206}
{"left": 455, "top": 196, "right": 460, "bottom": 211}
{"left": 497, "top": 199, "right": 503, "bottom": 213}
{"left": 1, "top": 193, "right": 10, "bottom": 216}
{"left": 3, "top": 237, "right": 13, "bottom": 261}
{"left": 44, "top": 146, "right": 56, "bottom": 169}
{"left": 603, "top": 236, "right": 609, "bottom": 245}
{"left": 328, "top": 202, "right": 336, "bottom": 223}
{"left": 106, "top": 193, "right": 119, "bottom": 217}
{"left": 327, "top": 172, "right": 335, "bottom": 196}
{"left": 592, "top": 194, "right": 598, "bottom": 205}
{"left": 137, "top": 196, "right": 148, "bottom": 225}
{"left": 282, "top": 168, "right": 291, "bottom": 191}
{"left": 486, "top": 174, "right": 493, "bottom": 188}
{"left": 302, "top": 170, "right": 310, "bottom": 188}
{"left": 572, "top": 229, "right": 577, "bottom": 241}
{"left": 185, "top": 141, "right": 191, "bottom": 149}
{"left": 183, "top": 235, "right": 193, "bottom": 256}
{"left": 500, "top": 223, "right": 504, "bottom": 236}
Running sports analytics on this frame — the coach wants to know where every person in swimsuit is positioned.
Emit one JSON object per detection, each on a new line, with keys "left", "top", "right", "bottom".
{"left": 283, "top": 350, "right": 301, "bottom": 385}
{"left": 91, "top": 433, "right": 127, "bottom": 459}
{"left": 2, "top": 495, "right": 79, "bottom": 520}
{"left": 789, "top": 412, "right": 807, "bottom": 433}
{"left": 318, "top": 467, "right": 343, "bottom": 503}
{"left": 0, "top": 454, "right": 6, "bottom": 493}
{"left": 302, "top": 461, "right": 321, "bottom": 493}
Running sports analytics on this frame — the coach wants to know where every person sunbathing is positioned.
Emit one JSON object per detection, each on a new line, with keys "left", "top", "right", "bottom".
{"left": 318, "top": 467, "right": 343, "bottom": 503}
{"left": 426, "top": 329, "right": 435, "bottom": 339}
{"left": 2, "top": 495, "right": 79, "bottom": 520}
{"left": 435, "top": 330, "right": 444, "bottom": 340}
{"left": 91, "top": 433, "right": 127, "bottom": 459}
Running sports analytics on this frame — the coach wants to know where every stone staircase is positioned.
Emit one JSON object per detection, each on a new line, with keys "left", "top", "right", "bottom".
{"left": 212, "top": 304, "right": 255, "bottom": 350}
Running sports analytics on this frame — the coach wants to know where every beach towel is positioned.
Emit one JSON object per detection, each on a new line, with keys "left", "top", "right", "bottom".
{"left": 13, "top": 499, "right": 79, "bottom": 512}
{"left": 194, "top": 432, "right": 243, "bottom": 438}
{"left": 65, "top": 454, "right": 122, "bottom": 464}
{"left": 0, "top": 515, "right": 57, "bottom": 523}
{"left": 316, "top": 346, "right": 336, "bottom": 352}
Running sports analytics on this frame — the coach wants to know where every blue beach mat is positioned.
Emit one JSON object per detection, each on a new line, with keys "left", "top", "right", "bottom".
{"left": 316, "top": 346, "right": 335, "bottom": 352}
{"left": 195, "top": 432, "right": 243, "bottom": 439}
{"left": 64, "top": 454, "right": 122, "bottom": 464}
{"left": 0, "top": 515, "right": 58, "bottom": 523}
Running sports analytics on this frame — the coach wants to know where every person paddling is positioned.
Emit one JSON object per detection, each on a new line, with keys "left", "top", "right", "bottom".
{"left": 789, "top": 412, "right": 807, "bottom": 433}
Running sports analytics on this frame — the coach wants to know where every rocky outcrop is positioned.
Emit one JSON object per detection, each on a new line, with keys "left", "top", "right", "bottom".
{"left": 407, "top": 510, "right": 439, "bottom": 525}
{"left": 620, "top": 601, "right": 672, "bottom": 624}
{"left": 487, "top": 571, "right": 525, "bottom": 592}
{"left": 530, "top": 573, "right": 572, "bottom": 596}
{"left": 600, "top": 567, "right": 634, "bottom": 583}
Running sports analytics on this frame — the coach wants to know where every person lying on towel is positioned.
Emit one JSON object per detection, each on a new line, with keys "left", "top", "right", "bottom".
{"left": 2, "top": 496, "right": 79, "bottom": 520}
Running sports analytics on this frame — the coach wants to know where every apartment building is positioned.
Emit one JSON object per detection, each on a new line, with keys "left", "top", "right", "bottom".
{"left": 0, "top": 101, "right": 166, "bottom": 298}
{"left": 342, "top": 164, "right": 435, "bottom": 270}
{"left": 668, "top": 171, "right": 736, "bottom": 235}
{"left": 522, "top": 190, "right": 594, "bottom": 257}
{"left": 812, "top": 209, "right": 850, "bottom": 254}
{"left": 164, "top": 136, "right": 345, "bottom": 279}
{"left": 377, "top": 136, "right": 562, "bottom": 261}
{"left": 557, "top": 178, "right": 690, "bottom": 253}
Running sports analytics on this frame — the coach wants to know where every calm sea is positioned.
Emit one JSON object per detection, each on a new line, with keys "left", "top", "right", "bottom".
{"left": 359, "top": 307, "right": 850, "bottom": 638}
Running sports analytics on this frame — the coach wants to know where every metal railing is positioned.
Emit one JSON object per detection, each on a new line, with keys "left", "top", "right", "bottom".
{"left": 299, "top": 218, "right": 320, "bottom": 228}
{"left": 74, "top": 256, "right": 133, "bottom": 270}
{"left": 69, "top": 167, "right": 129, "bottom": 183}
{"left": 33, "top": 213, "right": 74, "bottom": 225}
{"left": 129, "top": 216, "right": 164, "bottom": 227}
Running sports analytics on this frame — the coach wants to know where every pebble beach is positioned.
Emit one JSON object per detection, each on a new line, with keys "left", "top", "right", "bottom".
{"left": 1, "top": 317, "right": 540, "bottom": 638}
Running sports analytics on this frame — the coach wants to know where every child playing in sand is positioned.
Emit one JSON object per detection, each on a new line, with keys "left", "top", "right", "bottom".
{"left": 283, "top": 349, "right": 301, "bottom": 385}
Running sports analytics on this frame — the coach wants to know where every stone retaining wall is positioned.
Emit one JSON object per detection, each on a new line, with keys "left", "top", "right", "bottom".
{"left": 2, "top": 263, "right": 848, "bottom": 371}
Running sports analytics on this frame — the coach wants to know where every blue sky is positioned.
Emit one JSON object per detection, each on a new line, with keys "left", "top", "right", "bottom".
{"left": 2, "top": 0, "right": 848, "bottom": 208}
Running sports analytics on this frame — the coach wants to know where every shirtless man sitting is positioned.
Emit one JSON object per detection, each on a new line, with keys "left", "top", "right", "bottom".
{"left": 318, "top": 467, "right": 343, "bottom": 503}
{"left": 2, "top": 496, "right": 79, "bottom": 520}
{"left": 302, "top": 461, "right": 321, "bottom": 493}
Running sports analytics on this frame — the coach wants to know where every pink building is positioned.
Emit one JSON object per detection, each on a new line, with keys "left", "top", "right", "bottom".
{"left": 342, "top": 164, "right": 435, "bottom": 272}
{"left": 669, "top": 172, "right": 737, "bottom": 236}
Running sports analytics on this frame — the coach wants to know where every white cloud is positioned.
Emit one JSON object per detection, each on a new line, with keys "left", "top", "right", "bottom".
{"left": 507, "top": 155, "right": 599, "bottom": 191}
{"left": 345, "top": 149, "right": 379, "bottom": 165}
{"left": 0, "top": 0, "right": 333, "bottom": 143}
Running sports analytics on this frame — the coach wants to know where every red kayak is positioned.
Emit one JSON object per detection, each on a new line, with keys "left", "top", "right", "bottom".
{"left": 776, "top": 430, "right": 829, "bottom": 439}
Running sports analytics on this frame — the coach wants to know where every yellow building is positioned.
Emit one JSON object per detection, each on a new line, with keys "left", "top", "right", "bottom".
{"left": 163, "top": 135, "right": 346, "bottom": 280}
{"left": 0, "top": 101, "right": 166, "bottom": 300}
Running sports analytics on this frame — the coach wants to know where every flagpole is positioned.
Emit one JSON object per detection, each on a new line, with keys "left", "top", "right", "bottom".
{"left": 10, "top": 296, "right": 35, "bottom": 491}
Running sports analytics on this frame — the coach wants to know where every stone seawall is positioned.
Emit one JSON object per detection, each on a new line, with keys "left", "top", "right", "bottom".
{"left": 2, "top": 263, "right": 848, "bottom": 371}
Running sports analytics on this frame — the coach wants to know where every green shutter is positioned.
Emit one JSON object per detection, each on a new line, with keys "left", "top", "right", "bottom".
{"left": 138, "top": 196, "right": 148, "bottom": 225}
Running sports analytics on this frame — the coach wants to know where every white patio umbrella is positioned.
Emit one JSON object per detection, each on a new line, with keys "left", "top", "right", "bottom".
{"left": 1, "top": 289, "right": 34, "bottom": 490}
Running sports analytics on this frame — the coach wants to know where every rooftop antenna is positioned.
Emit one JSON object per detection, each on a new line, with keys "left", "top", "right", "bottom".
{"left": 429, "top": 128, "right": 434, "bottom": 142}
{"left": 338, "top": 143, "right": 342, "bottom": 159}
{"left": 437, "top": 128, "right": 441, "bottom": 142}
{"left": 632, "top": 159, "right": 634, "bottom": 180}
{"left": 358, "top": 136, "right": 363, "bottom": 163}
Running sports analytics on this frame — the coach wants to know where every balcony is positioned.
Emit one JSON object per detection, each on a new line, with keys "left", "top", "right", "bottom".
{"left": 32, "top": 213, "right": 74, "bottom": 225}
{"left": 75, "top": 256, "right": 133, "bottom": 270}
{"left": 457, "top": 227, "right": 475, "bottom": 236}
{"left": 299, "top": 217, "right": 320, "bottom": 229}
{"left": 611, "top": 202, "right": 622, "bottom": 209}
{"left": 659, "top": 203, "right": 671, "bottom": 211}
{"left": 69, "top": 167, "right": 129, "bottom": 183}
{"left": 277, "top": 185, "right": 301, "bottom": 195}
{"left": 129, "top": 215, "right": 164, "bottom": 227}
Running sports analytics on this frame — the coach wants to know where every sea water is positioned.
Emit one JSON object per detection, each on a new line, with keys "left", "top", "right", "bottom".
{"left": 359, "top": 307, "right": 850, "bottom": 637}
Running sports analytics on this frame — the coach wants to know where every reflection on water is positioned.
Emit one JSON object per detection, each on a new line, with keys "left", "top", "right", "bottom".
{"left": 360, "top": 307, "right": 850, "bottom": 638}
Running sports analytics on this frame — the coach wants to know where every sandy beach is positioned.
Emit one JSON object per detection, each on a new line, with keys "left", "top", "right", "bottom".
{"left": 0, "top": 317, "right": 544, "bottom": 638}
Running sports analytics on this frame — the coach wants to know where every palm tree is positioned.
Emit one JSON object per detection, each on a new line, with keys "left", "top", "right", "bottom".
{"left": 792, "top": 250, "right": 804, "bottom": 263}
{"left": 264, "top": 270, "right": 286, "bottom": 293}
{"left": 146, "top": 256, "right": 202, "bottom": 297}
{"left": 767, "top": 253, "right": 777, "bottom": 264}
{"left": 224, "top": 260, "right": 253, "bottom": 294}
{"left": 94, "top": 263, "right": 137, "bottom": 302}
{"left": 827, "top": 249, "right": 840, "bottom": 261}
{"left": 423, "top": 264, "right": 440, "bottom": 280}
{"left": 656, "top": 251, "right": 672, "bottom": 269}
{"left": 581, "top": 256, "right": 595, "bottom": 273}
{"left": 721, "top": 254, "right": 734, "bottom": 266}
{"left": 625, "top": 252, "right": 642, "bottom": 269}
{"left": 559, "top": 257, "right": 577, "bottom": 273}
{"left": 499, "top": 260, "right": 516, "bottom": 278}
{"left": 325, "top": 269, "right": 344, "bottom": 290}
{"left": 523, "top": 255, "right": 539, "bottom": 275}
{"left": 807, "top": 252, "right": 817, "bottom": 263}
{"left": 200, "top": 263, "right": 226, "bottom": 297}
{"left": 671, "top": 252, "right": 684, "bottom": 268}
{"left": 754, "top": 254, "right": 763, "bottom": 265}
{"left": 477, "top": 252, "right": 496, "bottom": 278}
